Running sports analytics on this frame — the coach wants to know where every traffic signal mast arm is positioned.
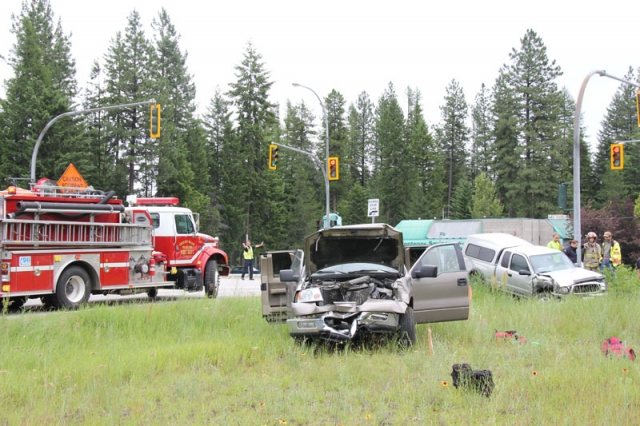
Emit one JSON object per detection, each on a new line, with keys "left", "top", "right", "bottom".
{"left": 30, "top": 100, "right": 156, "bottom": 184}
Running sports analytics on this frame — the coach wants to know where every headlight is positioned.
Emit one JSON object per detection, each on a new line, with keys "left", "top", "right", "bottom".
{"left": 296, "top": 287, "right": 323, "bottom": 303}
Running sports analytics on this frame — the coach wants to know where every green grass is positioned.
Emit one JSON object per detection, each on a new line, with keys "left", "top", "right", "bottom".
{"left": 1, "top": 268, "right": 640, "bottom": 425}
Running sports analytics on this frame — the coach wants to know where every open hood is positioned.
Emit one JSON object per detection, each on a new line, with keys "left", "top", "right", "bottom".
{"left": 304, "top": 223, "right": 404, "bottom": 274}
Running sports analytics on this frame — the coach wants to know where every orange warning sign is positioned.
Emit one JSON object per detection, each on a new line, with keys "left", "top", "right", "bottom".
{"left": 57, "top": 164, "right": 88, "bottom": 189}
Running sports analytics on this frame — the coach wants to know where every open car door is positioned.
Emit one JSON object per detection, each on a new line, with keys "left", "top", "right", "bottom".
{"left": 260, "top": 250, "right": 299, "bottom": 323}
{"left": 410, "top": 243, "right": 470, "bottom": 324}
{"left": 404, "top": 245, "right": 429, "bottom": 270}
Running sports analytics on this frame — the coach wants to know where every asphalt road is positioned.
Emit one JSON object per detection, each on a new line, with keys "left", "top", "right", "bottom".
{"left": 21, "top": 276, "right": 261, "bottom": 311}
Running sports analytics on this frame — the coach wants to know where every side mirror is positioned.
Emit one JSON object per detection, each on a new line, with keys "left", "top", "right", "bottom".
{"left": 518, "top": 270, "right": 531, "bottom": 276}
{"left": 413, "top": 264, "right": 438, "bottom": 279}
{"left": 279, "top": 269, "right": 298, "bottom": 282}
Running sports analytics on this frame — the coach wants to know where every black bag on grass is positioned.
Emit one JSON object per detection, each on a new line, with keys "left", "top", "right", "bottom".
{"left": 451, "top": 363, "right": 494, "bottom": 397}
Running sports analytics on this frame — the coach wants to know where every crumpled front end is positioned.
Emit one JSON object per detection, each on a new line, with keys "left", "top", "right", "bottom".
{"left": 287, "top": 275, "right": 409, "bottom": 342}
{"left": 534, "top": 269, "right": 607, "bottom": 297}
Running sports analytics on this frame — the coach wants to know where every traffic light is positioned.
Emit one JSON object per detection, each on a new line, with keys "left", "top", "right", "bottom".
{"left": 150, "top": 104, "right": 161, "bottom": 138}
{"left": 268, "top": 144, "right": 279, "bottom": 170}
{"left": 610, "top": 143, "right": 624, "bottom": 170}
{"left": 636, "top": 89, "right": 640, "bottom": 127}
{"left": 328, "top": 157, "right": 339, "bottom": 181}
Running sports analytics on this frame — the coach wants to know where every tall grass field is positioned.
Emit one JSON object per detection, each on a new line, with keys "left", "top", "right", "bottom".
{"left": 1, "top": 268, "right": 639, "bottom": 425}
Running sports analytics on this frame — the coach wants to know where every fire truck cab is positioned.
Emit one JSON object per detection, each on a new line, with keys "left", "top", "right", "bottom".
{"left": 125, "top": 196, "right": 229, "bottom": 299}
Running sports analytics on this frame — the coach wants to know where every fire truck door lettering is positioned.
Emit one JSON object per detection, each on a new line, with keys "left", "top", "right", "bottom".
{"left": 177, "top": 239, "right": 197, "bottom": 257}
{"left": 19, "top": 256, "right": 31, "bottom": 267}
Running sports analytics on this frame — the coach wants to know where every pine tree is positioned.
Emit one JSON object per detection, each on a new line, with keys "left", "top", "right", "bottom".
{"left": 405, "top": 87, "right": 445, "bottom": 219}
{"left": 502, "top": 29, "right": 565, "bottom": 218}
{"left": 593, "top": 68, "right": 639, "bottom": 207}
{"left": 373, "top": 82, "right": 415, "bottom": 225}
{"left": 347, "top": 91, "right": 375, "bottom": 187}
{"left": 325, "top": 89, "right": 349, "bottom": 212}
{"left": 450, "top": 178, "right": 473, "bottom": 219}
{"left": 100, "top": 10, "right": 154, "bottom": 198}
{"left": 0, "top": 0, "right": 82, "bottom": 184}
{"left": 470, "top": 83, "right": 494, "bottom": 181}
{"left": 151, "top": 8, "right": 208, "bottom": 216}
{"left": 224, "top": 43, "right": 285, "bottom": 260}
{"left": 471, "top": 172, "right": 504, "bottom": 218}
{"left": 435, "top": 79, "right": 470, "bottom": 218}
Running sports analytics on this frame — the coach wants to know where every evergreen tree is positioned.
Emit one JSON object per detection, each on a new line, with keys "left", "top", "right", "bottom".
{"left": 503, "top": 29, "right": 565, "bottom": 218}
{"left": 281, "top": 100, "right": 323, "bottom": 244}
{"left": 224, "top": 43, "right": 286, "bottom": 260}
{"left": 450, "top": 178, "right": 473, "bottom": 219}
{"left": 0, "top": 0, "right": 82, "bottom": 184}
{"left": 100, "top": 10, "right": 154, "bottom": 198}
{"left": 373, "top": 82, "right": 415, "bottom": 225}
{"left": 347, "top": 91, "right": 375, "bottom": 187}
{"left": 150, "top": 8, "right": 210, "bottom": 224}
{"left": 470, "top": 83, "right": 494, "bottom": 181}
{"left": 593, "top": 68, "right": 639, "bottom": 207}
{"left": 471, "top": 172, "right": 504, "bottom": 218}
{"left": 492, "top": 73, "right": 521, "bottom": 217}
{"left": 405, "top": 87, "right": 445, "bottom": 218}
{"left": 325, "top": 89, "right": 349, "bottom": 212}
{"left": 435, "top": 79, "right": 470, "bottom": 218}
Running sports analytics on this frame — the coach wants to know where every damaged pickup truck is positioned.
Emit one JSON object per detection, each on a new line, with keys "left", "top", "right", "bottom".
{"left": 260, "top": 224, "right": 469, "bottom": 346}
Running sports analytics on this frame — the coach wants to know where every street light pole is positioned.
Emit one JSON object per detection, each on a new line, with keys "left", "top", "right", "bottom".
{"left": 572, "top": 71, "right": 639, "bottom": 263}
{"left": 293, "top": 82, "right": 331, "bottom": 229}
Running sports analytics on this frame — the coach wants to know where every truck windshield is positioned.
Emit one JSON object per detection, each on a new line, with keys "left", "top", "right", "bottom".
{"left": 530, "top": 253, "right": 573, "bottom": 274}
{"left": 175, "top": 214, "right": 195, "bottom": 234}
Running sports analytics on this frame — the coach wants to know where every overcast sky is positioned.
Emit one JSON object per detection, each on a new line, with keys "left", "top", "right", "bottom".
{"left": 1, "top": 0, "right": 638, "bottom": 150}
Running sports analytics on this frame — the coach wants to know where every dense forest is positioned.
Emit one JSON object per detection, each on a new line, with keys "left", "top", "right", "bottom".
{"left": 1, "top": 1, "right": 640, "bottom": 264}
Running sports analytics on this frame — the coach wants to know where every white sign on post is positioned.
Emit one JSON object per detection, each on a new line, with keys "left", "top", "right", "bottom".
{"left": 367, "top": 198, "right": 379, "bottom": 218}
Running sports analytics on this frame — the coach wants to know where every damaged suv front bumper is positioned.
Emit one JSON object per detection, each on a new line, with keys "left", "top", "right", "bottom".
{"left": 287, "top": 310, "right": 400, "bottom": 342}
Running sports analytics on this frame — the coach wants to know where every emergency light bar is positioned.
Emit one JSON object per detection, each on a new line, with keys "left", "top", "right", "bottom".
{"left": 129, "top": 197, "right": 180, "bottom": 206}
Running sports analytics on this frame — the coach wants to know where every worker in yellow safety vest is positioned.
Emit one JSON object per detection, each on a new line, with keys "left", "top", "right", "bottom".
{"left": 582, "top": 232, "right": 601, "bottom": 272}
{"left": 546, "top": 233, "right": 563, "bottom": 251}
{"left": 601, "top": 231, "right": 622, "bottom": 270}
{"left": 241, "top": 239, "right": 264, "bottom": 280}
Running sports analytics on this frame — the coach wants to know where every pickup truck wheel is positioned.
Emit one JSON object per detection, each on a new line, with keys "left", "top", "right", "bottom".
{"left": 398, "top": 306, "right": 417, "bottom": 347}
{"left": 52, "top": 266, "right": 91, "bottom": 309}
{"left": 204, "top": 260, "right": 219, "bottom": 299}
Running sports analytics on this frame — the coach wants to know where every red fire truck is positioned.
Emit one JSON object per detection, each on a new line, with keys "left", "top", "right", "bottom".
{"left": 0, "top": 182, "right": 229, "bottom": 310}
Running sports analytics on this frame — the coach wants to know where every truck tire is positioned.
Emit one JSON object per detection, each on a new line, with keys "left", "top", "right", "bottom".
{"left": 52, "top": 266, "right": 91, "bottom": 309}
{"left": 204, "top": 260, "right": 219, "bottom": 299}
{"left": 398, "top": 306, "right": 417, "bottom": 347}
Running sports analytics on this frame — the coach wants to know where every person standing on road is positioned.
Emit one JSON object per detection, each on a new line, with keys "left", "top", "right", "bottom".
{"left": 546, "top": 233, "right": 563, "bottom": 251}
{"left": 583, "top": 232, "right": 602, "bottom": 272}
{"left": 562, "top": 240, "right": 579, "bottom": 264}
{"left": 241, "top": 239, "right": 264, "bottom": 280}
{"left": 601, "top": 231, "right": 622, "bottom": 270}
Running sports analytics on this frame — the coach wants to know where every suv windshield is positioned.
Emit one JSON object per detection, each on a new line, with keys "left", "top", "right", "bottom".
{"left": 530, "top": 253, "right": 573, "bottom": 274}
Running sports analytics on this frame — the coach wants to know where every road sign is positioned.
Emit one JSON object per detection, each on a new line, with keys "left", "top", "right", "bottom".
{"left": 368, "top": 199, "right": 379, "bottom": 217}
{"left": 57, "top": 163, "right": 88, "bottom": 189}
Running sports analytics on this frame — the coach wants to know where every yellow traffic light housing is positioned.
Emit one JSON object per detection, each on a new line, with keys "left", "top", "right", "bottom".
{"left": 328, "top": 157, "right": 339, "bottom": 181}
{"left": 150, "top": 104, "right": 161, "bottom": 138}
{"left": 610, "top": 143, "right": 624, "bottom": 170}
{"left": 268, "top": 144, "right": 279, "bottom": 170}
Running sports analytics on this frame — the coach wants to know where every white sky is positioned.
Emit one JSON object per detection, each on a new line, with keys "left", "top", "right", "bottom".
{"left": 0, "top": 0, "right": 638, "bottom": 150}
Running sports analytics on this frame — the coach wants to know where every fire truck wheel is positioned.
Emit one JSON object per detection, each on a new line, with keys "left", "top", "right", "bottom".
{"left": 204, "top": 260, "right": 219, "bottom": 299}
{"left": 53, "top": 266, "right": 91, "bottom": 309}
